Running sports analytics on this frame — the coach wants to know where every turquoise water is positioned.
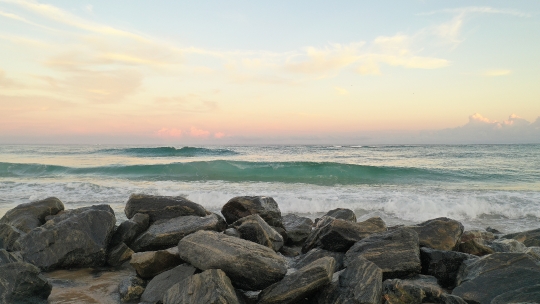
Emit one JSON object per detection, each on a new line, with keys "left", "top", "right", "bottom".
{"left": 0, "top": 144, "right": 539, "bottom": 232}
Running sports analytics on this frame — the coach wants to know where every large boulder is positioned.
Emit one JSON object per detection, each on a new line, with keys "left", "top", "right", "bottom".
{"left": 130, "top": 213, "right": 226, "bottom": 252}
{"left": 345, "top": 228, "right": 421, "bottom": 280}
{"left": 0, "top": 197, "right": 64, "bottom": 233}
{"left": 110, "top": 213, "right": 150, "bottom": 247}
{"left": 0, "top": 262, "right": 52, "bottom": 303}
{"left": 453, "top": 253, "right": 540, "bottom": 303}
{"left": 124, "top": 194, "right": 208, "bottom": 223}
{"left": 303, "top": 217, "right": 387, "bottom": 253}
{"left": 502, "top": 227, "right": 540, "bottom": 247}
{"left": 324, "top": 208, "right": 357, "bottom": 222}
{"left": 221, "top": 196, "right": 283, "bottom": 227}
{"left": 258, "top": 257, "right": 335, "bottom": 304}
{"left": 491, "top": 284, "right": 540, "bottom": 304}
{"left": 458, "top": 239, "right": 494, "bottom": 256}
{"left": 178, "top": 230, "right": 287, "bottom": 290}
{"left": 382, "top": 275, "right": 446, "bottom": 304}
{"left": 141, "top": 264, "right": 197, "bottom": 304}
{"left": 420, "top": 247, "right": 477, "bottom": 289}
{"left": 488, "top": 238, "right": 527, "bottom": 253}
{"left": 17, "top": 205, "right": 116, "bottom": 271}
{"left": 130, "top": 247, "right": 183, "bottom": 279}
{"left": 0, "top": 223, "right": 23, "bottom": 251}
{"left": 282, "top": 214, "right": 313, "bottom": 246}
{"left": 232, "top": 214, "right": 284, "bottom": 251}
{"left": 294, "top": 248, "right": 345, "bottom": 273}
{"left": 107, "top": 242, "right": 133, "bottom": 267}
{"left": 407, "top": 217, "right": 463, "bottom": 251}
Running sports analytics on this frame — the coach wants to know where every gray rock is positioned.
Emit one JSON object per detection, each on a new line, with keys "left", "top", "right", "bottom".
{"left": 232, "top": 214, "right": 284, "bottom": 251}
{"left": 486, "top": 226, "right": 503, "bottom": 234}
{"left": 131, "top": 213, "right": 226, "bottom": 252}
{"left": 491, "top": 284, "right": 540, "bottom": 304}
{"left": 258, "top": 257, "right": 335, "bottom": 304}
{"left": 130, "top": 247, "right": 183, "bottom": 279}
{"left": 420, "top": 247, "right": 477, "bottom": 289}
{"left": 407, "top": 217, "right": 464, "bottom": 251}
{"left": 142, "top": 264, "right": 197, "bottom": 304}
{"left": 107, "top": 242, "right": 134, "bottom": 267}
{"left": 458, "top": 238, "right": 494, "bottom": 256}
{"left": 118, "top": 275, "right": 146, "bottom": 303}
{"left": 0, "top": 262, "right": 52, "bottom": 304}
{"left": 345, "top": 228, "right": 421, "bottom": 280}
{"left": 453, "top": 253, "right": 540, "bottom": 304}
{"left": 282, "top": 214, "right": 313, "bottom": 246}
{"left": 221, "top": 196, "right": 283, "bottom": 227}
{"left": 0, "top": 197, "right": 64, "bottom": 233}
{"left": 178, "top": 230, "right": 287, "bottom": 290}
{"left": 279, "top": 246, "right": 301, "bottom": 257}
{"left": 125, "top": 194, "right": 208, "bottom": 223}
{"left": 0, "top": 249, "right": 23, "bottom": 265}
{"left": 324, "top": 208, "right": 357, "bottom": 222}
{"left": 525, "top": 247, "right": 540, "bottom": 261}
{"left": 382, "top": 275, "right": 445, "bottom": 304}
{"left": 502, "top": 227, "right": 540, "bottom": 247}
{"left": 162, "top": 269, "right": 240, "bottom": 304}
{"left": 294, "top": 248, "right": 344, "bottom": 273}
{"left": 460, "top": 229, "right": 495, "bottom": 243}
{"left": 0, "top": 223, "right": 22, "bottom": 251}
{"left": 440, "top": 294, "right": 468, "bottom": 304}
{"left": 489, "top": 238, "right": 527, "bottom": 253}
{"left": 17, "top": 205, "right": 116, "bottom": 271}
{"left": 110, "top": 213, "right": 150, "bottom": 247}
{"left": 224, "top": 227, "right": 241, "bottom": 238}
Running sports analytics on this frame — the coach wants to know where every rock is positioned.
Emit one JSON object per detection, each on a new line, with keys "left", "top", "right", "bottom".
{"left": 224, "top": 227, "right": 241, "bottom": 238}
{"left": 488, "top": 238, "right": 527, "bottom": 253}
{"left": 458, "top": 239, "right": 494, "bottom": 256}
{"left": 525, "top": 247, "right": 540, "bottom": 260}
{"left": 503, "top": 227, "right": 540, "bottom": 247}
{"left": 162, "top": 269, "right": 240, "bottom": 304}
{"left": 131, "top": 213, "right": 226, "bottom": 252}
{"left": 178, "top": 230, "right": 287, "bottom": 290}
{"left": 345, "top": 228, "right": 421, "bottom": 280}
{"left": 407, "top": 217, "right": 463, "bottom": 251}
{"left": 118, "top": 275, "right": 146, "bottom": 303}
{"left": 141, "top": 264, "right": 197, "bottom": 304}
{"left": 420, "top": 247, "right": 477, "bottom": 289}
{"left": 280, "top": 246, "right": 301, "bottom": 257}
{"left": 382, "top": 275, "right": 446, "bottom": 304}
{"left": 0, "top": 223, "right": 23, "bottom": 251}
{"left": 453, "top": 253, "right": 540, "bottom": 304}
{"left": 282, "top": 214, "right": 313, "bottom": 246}
{"left": 258, "top": 257, "right": 335, "bottom": 304}
{"left": 0, "top": 249, "right": 23, "bottom": 265}
{"left": 221, "top": 196, "right": 283, "bottom": 227}
{"left": 303, "top": 217, "right": 387, "bottom": 253}
{"left": 486, "top": 227, "right": 502, "bottom": 234}
{"left": 130, "top": 247, "right": 182, "bottom": 279}
{"left": 440, "top": 294, "right": 468, "bottom": 304}
{"left": 294, "top": 248, "right": 344, "bottom": 273}
{"left": 110, "top": 213, "right": 150, "bottom": 247}
{"left": 232, "top": 214, "right": 284, "bottom": 251}
{"left": 460, "top": 229, "right": 495, "bottom": 243}
{"left": 0, "top": 262, "right": 52, "bottom": 303}
{"left": 491, "top": 284, "right": 540, "bottom": 304}
{"left": 0, "top": 197, "right": 64, "bottom": 233}
{"left": 272, "top": 226, "right": 288, "bottom": 244}
{"left": 17, "top": 205, "right": 116, "bottom": 271}
{"left": 124, "top": 194, "right": 208, "bottom": 223}
{"left": 324, "top": 208, "right": 357, "bottom": 222}
{"left": 107, "top": 243, "right": 134, "bottom": 267}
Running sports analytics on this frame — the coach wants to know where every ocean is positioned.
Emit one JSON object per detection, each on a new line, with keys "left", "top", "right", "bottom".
{"left": 0, "top": 144, "right": 539, "bottom": 233}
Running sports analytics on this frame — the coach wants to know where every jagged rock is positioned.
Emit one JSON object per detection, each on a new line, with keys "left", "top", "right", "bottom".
{"left": 489, "top": 238, "right": 527, "bottom": 253}
{"left": 0, "top": 223, "right": 23, "bottom": 251}
{"left": 460, "top": 229, "right": 495, "bottom": 243}
{"left": 232, "top": 214, "right": 284, "bottom": 251}
{"left": 503, "top": 227, "right": 540, "bottom": 247}
{"left": 407, "top": 217, "right": 464, "bottom": 251}
{"left": 282, "top": 214, "right": 313, "bottom": 246}
{"left": 162, "top": 269, "right": 240, "bottom": 304}
{"left": 142, "top": 264, "right": 197, "bottom": 304}
{"left": 294, "top": 248, "right": 344, "bottom": 273}
{"left": 0, "top": 197, "right": 64, "bottom": 233}
{"left": 124, "top": 194, "right": 208, "bottom": 223}
{"left": 272, "top": 226, "right": 288, "bottom": 244}
{"left": 303, "top": 217, "right": 387, "bottom": 253}
{"left": 382, "top": 275, "right": 446, "bottom": 304}
{"left": 178, "top": 230, "right": 287, "bottom": 290}
{"left": 486, "top": 227, "right": 502, "bottom": 234}
{"left": 17, "top": 205, "right": 116, "bottom": 271}
{"left": 131, "top": 213, "right": 226, "bottom": 252}
{"left": 221, "top": 196, "right": 283, "bottom": 227}
{"left": 110, "top": 213, "right": 150, "bottom": 247}
{"left": 107, "top": 243, "right": 134, "bottom": 267}
{"left": 258, "top": 257, "right": 335, "bottom": 304}
{"left": 453, "top": 253, "right": 540, "bottom": 304}
{"left": 420, "top": 247, "right": 477, "bottom": 289}
{"left": 440, "top": 294, "right": 468, "bottom": 304}
{"left": 491, "top": 284, "right": 540, "bottom": 304}
{"left": 525, "top": 247, "right": 540, "bottom": 260}
{"left": 324, "top": 208, "right": 357, "bottom": 222}
{"left": 0, "top": 249, "right": 23, "bottom": 265}
{"left": 280, "top": 246, "right": 301, "bottom": 257}
{"left": 130, "top": 247, "right": 182, "bottom": 279}
{"left": 458, "top": 239, "right": 494, "bottom": 256}
{"left": 224, "top": 227, "right": 241, "bottom": 238}
{"left": 118, "top": 275, "right": 146, "bottom": 303}
{"left": 0, "top": 262, "right": 52, "bottom": 303}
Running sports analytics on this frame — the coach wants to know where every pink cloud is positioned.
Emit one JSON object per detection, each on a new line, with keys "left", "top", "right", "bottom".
{"left": 156, "top": 128, "right": 182, "bottom": 138}
{"left": 214, "top": 132, "right": 226, "bottom": 138}
{"left": 190, "top": 126, "right": 210, "bottom": 138}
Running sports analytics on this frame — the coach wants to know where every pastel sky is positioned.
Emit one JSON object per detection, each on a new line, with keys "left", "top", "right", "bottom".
{"left": 1, "top": 0, "right": 539, "bottom": 144}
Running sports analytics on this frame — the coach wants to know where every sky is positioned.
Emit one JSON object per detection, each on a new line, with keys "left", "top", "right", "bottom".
{"left": 1, "top": 0, "right": 539, "bottom": 144}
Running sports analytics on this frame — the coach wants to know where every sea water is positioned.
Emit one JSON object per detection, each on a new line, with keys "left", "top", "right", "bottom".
{"left": 0, "top": 144, "right": 539, "bottom": 233}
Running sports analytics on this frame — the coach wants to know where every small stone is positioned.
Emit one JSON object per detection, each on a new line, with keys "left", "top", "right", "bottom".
{"left": 118, "top": 275, "right": 146, "bottom": 303}
{"left": 130, "top": 247, "right": 182, "bottom": 279}
{"left": 224, "top": 227, "right": 241, "bottom": 238}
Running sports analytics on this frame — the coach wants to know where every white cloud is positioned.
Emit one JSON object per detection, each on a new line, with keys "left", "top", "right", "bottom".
{"left": 483, "top": 69, "right": 511, "bottom": 77}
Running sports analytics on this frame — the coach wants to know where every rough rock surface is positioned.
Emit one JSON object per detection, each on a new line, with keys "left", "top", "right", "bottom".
{"left": 141, "top": 264, "right": 197, "bottom": 304}
{"left": 110, "top": 213, "right": 150, "bottom": 247}
{"left": 0, "top": 249, "right": 23, "bottom": 265}
{"left": 525, "top": 247, "right": 540, "bottom": 260}
{"left": 0, "top": 261, "right": 52, "bottom": 304}
{"left": 407, "top": 217, "right": 464, "bottom": 251}
{"left": 107, "top": 242, "right": 134, "bottom": 267}
{"left": 17, "top": 205, "right": 116, "bottom": 271}
{"left": 453, "top": 253, "right": 540, "bottom": 304}
{"left": 282, "top": 214, "right": 313, "bottom": 246}
{"left": 502, "top": 227, "right": 540, "bottom": 247}
{"left": 488, "top": 238, "right": 527, "bottom": 253}
{"left": 491, "top": 284, "right": 540, "bottom": 304}
{"left": 345, "top": 228, "right": 421, "bottom": 280}
{"left": 162, "top": 269, "right": 240, "bottom": 304}
{"left": 323, "top": 208, "right": 357, "bottom": 222}
{"left": 130, "top": 213, "right": 226, "bottom": 252}
{"left": 178, "top": 230, "right": 287, "bottom": 290}
{"left": 232, "top": 214, "right": 284, "bottom": 251}
{"left": 118, "top": 275, "right": 146, "bottom": 303}
{"left": 458, "top": 239, "right": 494, "bottom": 256}
{"left": 420, "top": 247, "right": 477, "bottom": 289}
{"left": 130, "top": 247, "right": 183, "bottom": 279}
{"left": 221, "top": 196, "right": 283, "bottom": 227}
{"left": 294, "top": 248, "right": 345, "bottom": 273}
{"left": 0, "top": 197, "right": 64, "bottom": 233}
{"left": 0, "top": 224, "right": 23, "bottom": 251}
{"left": 224, "top": 227, "right": 241, "bottom": 238}
{"left": 124, "top": 194, "right": 208, "bottom": 223}
{"left": 382, "top": 275, "right": 446, "bottom": 304}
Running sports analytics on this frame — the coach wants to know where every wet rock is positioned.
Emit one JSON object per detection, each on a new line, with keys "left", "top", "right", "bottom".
{"left": 458, "top": 239, "right": 494, "bottom": 256}
{"left": 488, "top": 238, "right": 527, "bottom": 253}
{"left": 324, "top": 208, "right": 357, "bottom": 222}
{"left": 382, "top": 275, "right": 445, "bottom": 304}
{"left": 0, "top": 262, "right": 52, "bottom": 303}
{"left": 0, "top": 223, "right": 23, "bottom": 251}
{"left": 221, "top": 196, "right": 283, "bottom": 228}
{"left": 460, "top": 229, "right": 495, "bottom": 243}
{"left": 282, "top": 214, "right": 313, "bottom": 246}
{"left": 345, "top": 228, "right": 421, "bottom": 280}
{"left": 420, "top": 247, "right": 477, "bottom": 289}
{"left": 0, "top": 249, "right": 23, "bottom": 265}
{"left": 258, "top": 257, "right": 335, "bottom": 304}
{"left": 486, "top": 227, "right": 502, "bottom": 234}
{"left": 0, "top": 197, "right": 64, "bottom": 233}
{"left": 407, "top": 217, "right": 464, "bottom": 251}
{"left": 453, "top": 253, "right": 540, "bottom": 304}
{"left": 491, "top": 284, "right": 540, "bottom": 304}
{"left": 294, "top": 248, "right": 344, "bottom": 273}
{"left": 131, "top": 213, "right": 226, "bottom": 252}
{"left": 118, "top": 275, "right": 146, "bottom": 303}
{"left": 130, "top": 247, "right": 182, "bottom": 279}
{"left": 502, "top": 227, "right": 540, "bottom": 247}
{"left": 124, "top": 194, "right": 208, "bottom": 223}
{"left": 525, "top": 247, "right": 540, "bottom": 260}
{"left": 110, "top": 213, "right": 150, "bottom": 247}
{"left": 142, "top": 264, "right": 197, "bottom": 304}
{"left": 162, "top": 269, "right": 240, "bottom": 304}
{"left": 178, "top": 230, "right": 287, "bottom": 290}
{"left": 17, "top": 205, "right": 116, "bottom": 271}
{"left": 107, "top": 242, "right": 134, "bottom": 267}
{"left": 232, "top": 214, "right": 284, "bottom": 251}
{"left": 224, "top": 227, "right": 241, "bottom": 238}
